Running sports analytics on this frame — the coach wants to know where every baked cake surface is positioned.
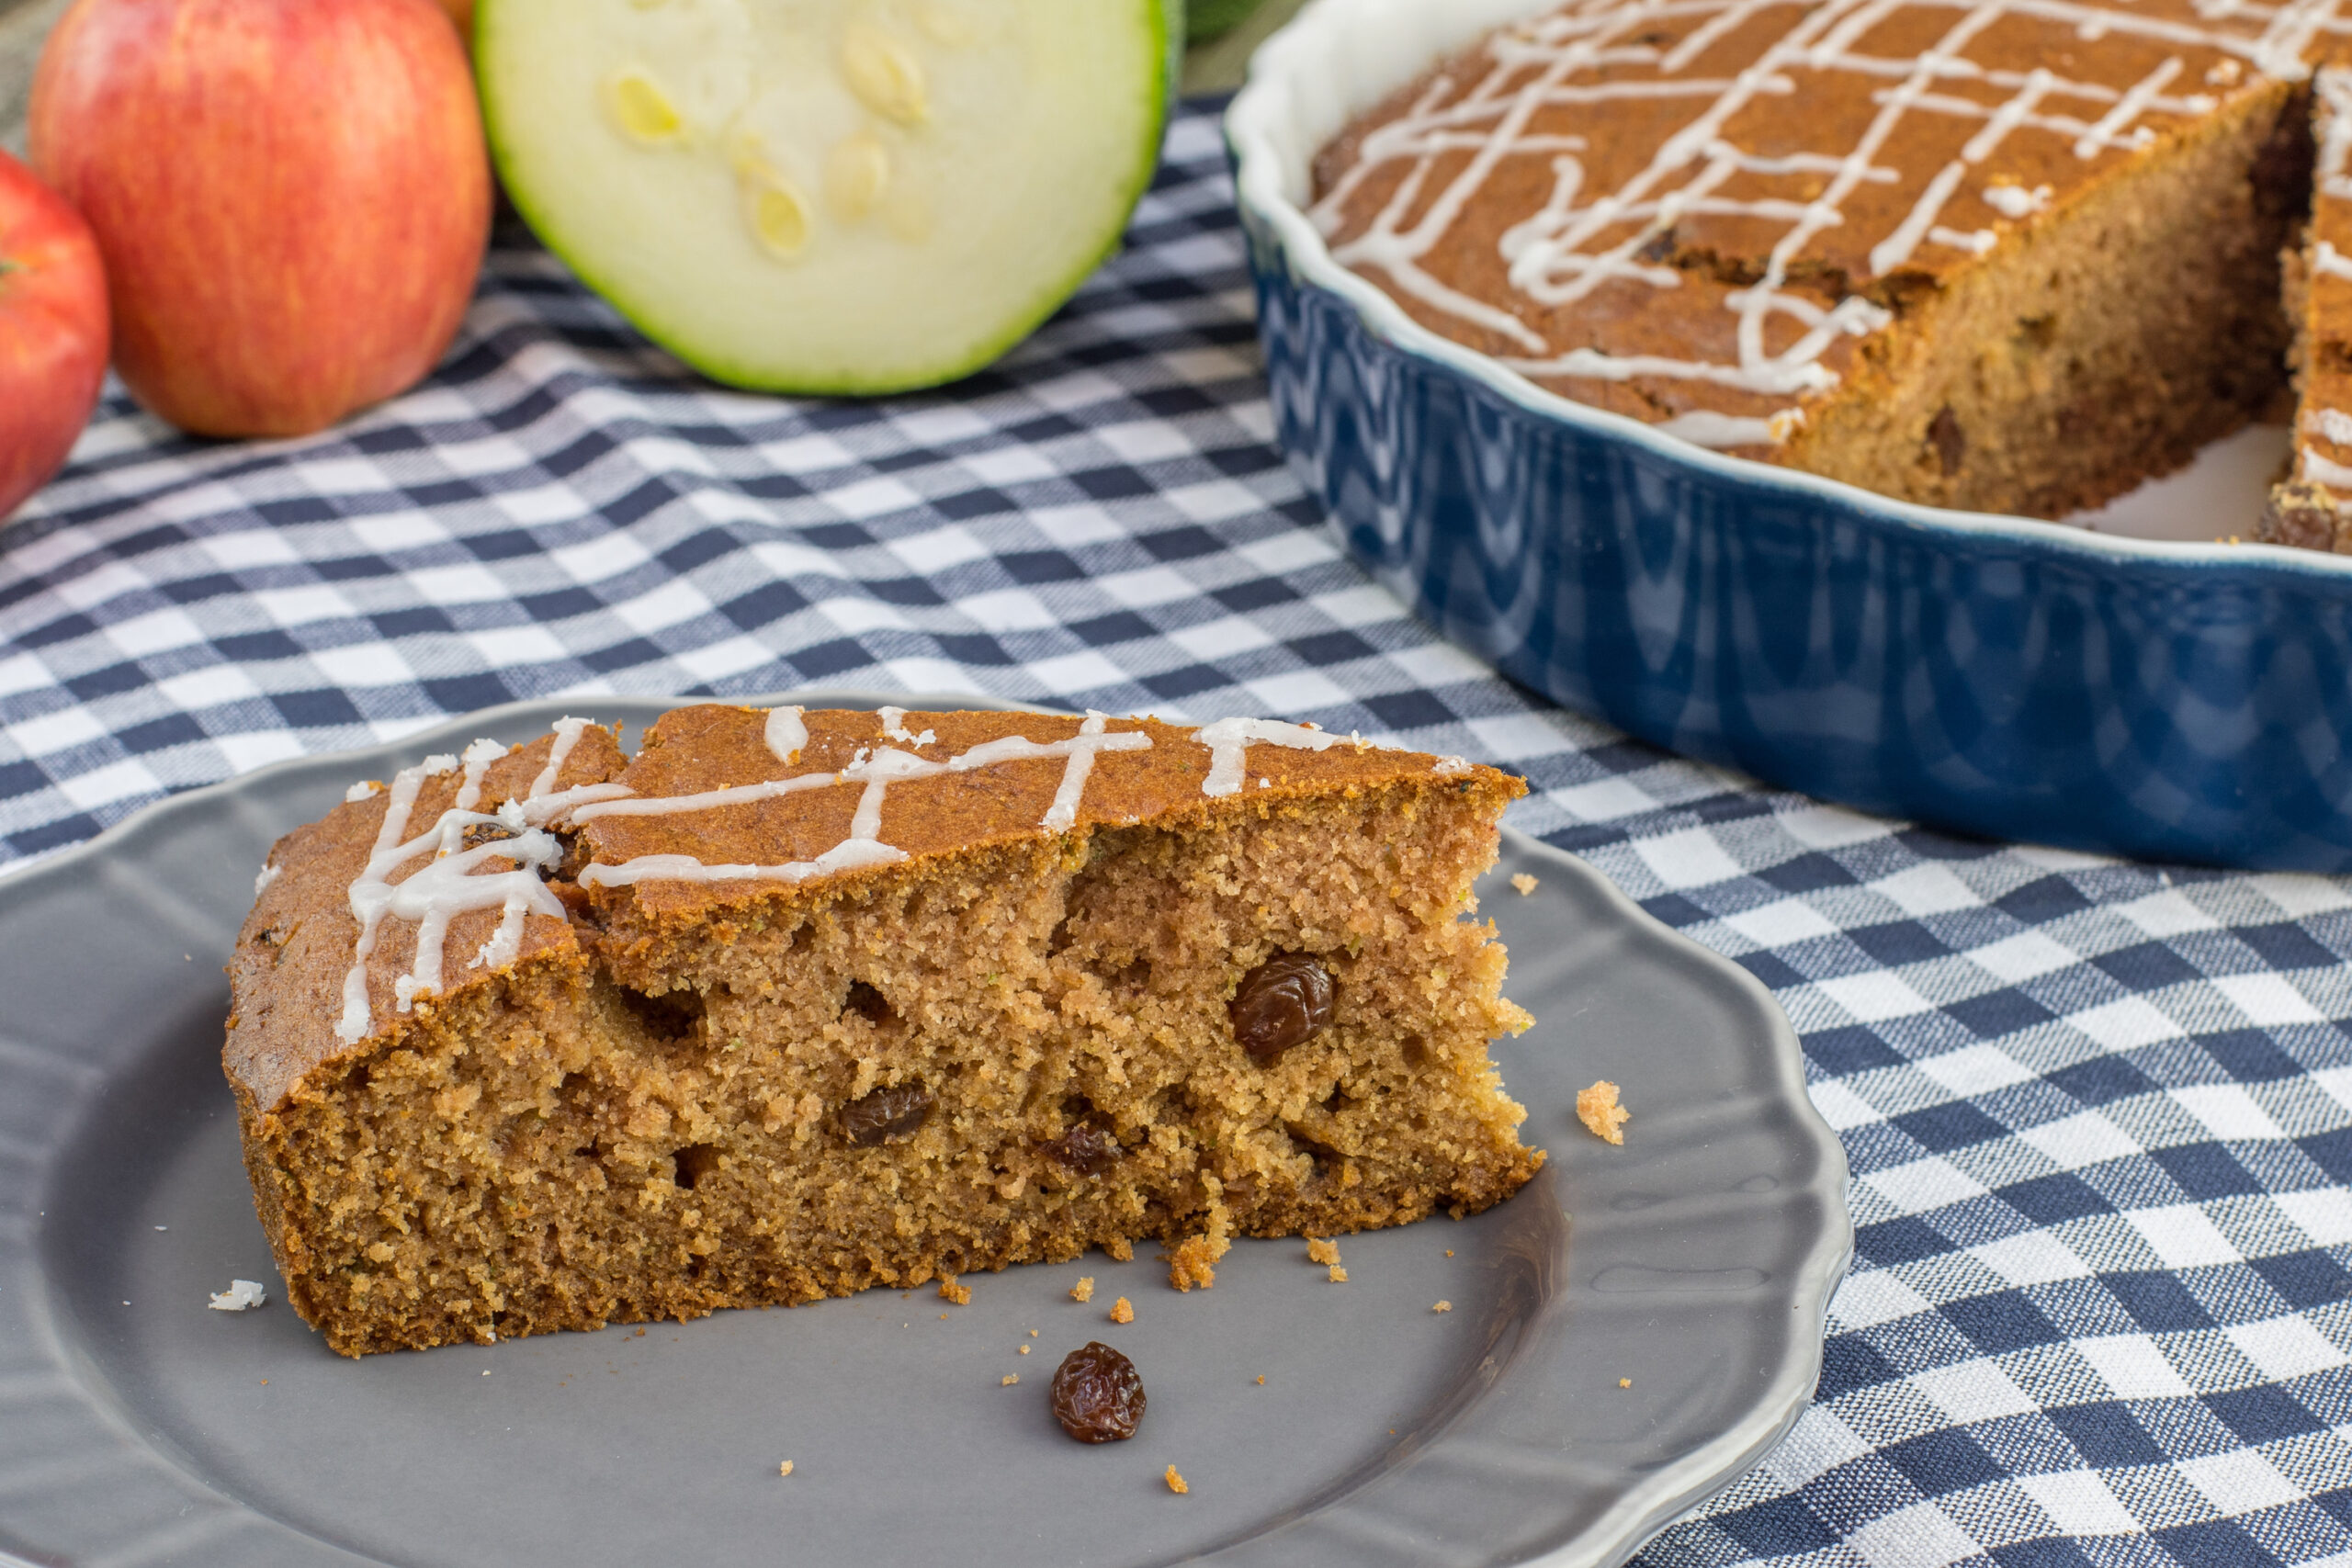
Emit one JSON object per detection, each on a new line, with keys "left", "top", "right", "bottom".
{"left": 228, "top": 706, "right": 1540, "bottom": 1355}
{"left": 1311, "top": 0, "right": 2344, "bottom": 518}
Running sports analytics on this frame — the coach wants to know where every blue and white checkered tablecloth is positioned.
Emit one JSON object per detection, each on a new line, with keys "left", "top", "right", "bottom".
{"left": 4, "top": 102, "right": 2348, "bottom": 1568}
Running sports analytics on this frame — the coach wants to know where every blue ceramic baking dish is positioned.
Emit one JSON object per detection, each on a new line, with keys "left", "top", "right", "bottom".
{"left": 1227, "top": 0, "right": 2352, "bottom": 872}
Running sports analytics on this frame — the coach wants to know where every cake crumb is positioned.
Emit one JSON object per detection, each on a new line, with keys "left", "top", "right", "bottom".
{"left": 1620, "top": 1378, "right": 1633, "bottom": 1389}
{"left": 1433, "top": 1300, "right": 1453, "bottom": 1313}
{"left": 1510, "top": 873, "right": 1539, "bottom": 896}
{"left": 1105, "top": 1237, "right": 1134, "bottom": 1263}
{"left": 938, "top": 1275, "right": 971, "bottom": 1305}
{"left": 1166, "top": 1230, "right": 1228, "bottom": 1292}
{"left": 1328, "top": 1266, "right": 1349, "bottom": 1284}
{"left": 1002, "top": 1374, "right": 1020, "bottom": 1386}
{"left": 1028, "top": 1328, "right": 1038, "bottom": 1337}
{"left": 1445, "top": 1249, "right": 1454, "bottom": 1258}
{"left": 1019, "top": 1345, "right": 1030, "bottom": 1354}
{"left": 1071, "top": 1276, "right": 1096, "bottom": 1303}
{"left": 1577, "top": 1080, "right": 1630, "bottom": 1145}
{"left": 1165, "top": 1465, "right": 1189, "bottom": 1495}
{"left": 1110, "top": 1296, "right": 1135, "bottom": 1324}
{"left": 208, "top": 1280, "right": 266, "bottom": 1312}
{"left": 778, "top": 1461, "right": 795, "bottom": 1477}
{"left": 1256, "top": 1375, "right": 1266, "bottom": 1385}
{"left": 1306, "top": 1237, "right": 1340, "bottom": 1266}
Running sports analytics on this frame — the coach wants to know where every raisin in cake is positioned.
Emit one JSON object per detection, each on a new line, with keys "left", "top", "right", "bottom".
{"left": 227, "top": 705, "right": 1540, "bottom": 1356}
{"left": 1311, "top": 0, "right": 2343, "bottom": 520}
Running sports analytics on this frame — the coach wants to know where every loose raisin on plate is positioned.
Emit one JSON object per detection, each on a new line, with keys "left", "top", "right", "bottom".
{"left": 839, "top": 1082, "right": 932, "bottom": 1145}
{"left": 1050, "top": 1341, "right": 1146, "bottom": 1442}
{"left": 1046, "top": 1123, "right": 1121, "bottom": 1176}
{"left": 1229, "top": 952, "right": 1335, "bottom": 1062}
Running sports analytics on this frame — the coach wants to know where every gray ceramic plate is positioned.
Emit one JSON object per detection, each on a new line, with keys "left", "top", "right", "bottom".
{"left": 0, "top": 691, "right": 1850, "bottom": 1568}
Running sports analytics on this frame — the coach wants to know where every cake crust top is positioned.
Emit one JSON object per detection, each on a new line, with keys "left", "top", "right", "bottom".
{"left": 225, "top": 705, "right": 1521, "bottom": 1115}
{"left": 1310, "top": 0, "right": 2338, "bottom": 445}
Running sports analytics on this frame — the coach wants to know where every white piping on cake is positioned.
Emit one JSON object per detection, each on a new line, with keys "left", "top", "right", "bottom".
{"left": 1193, "top": 717, "right": 1352, "bottom": 797}
{"left": 875, "top": 706, "right": 937, "bottom": 748}
{"left": 2301, "top": 449, "right": 2352, "bottom": 488}
{"left": 529, "top": 717, "right": 594, "bottom": 800}
{"left": 335, "top": 722, "right": 628, "bottom": 1040}
{"left": 765, "top": 705, "right": 808, "bottom": 761}
{"left": 334, "top": 709, "right": 1455, "bottom": 1038}
{"left": 1306, "top": 0, "right": 2324, "bottom": 437}
{"left": 947, "top": 711, "right": 1154, "bottom": 830}
{"left": 567, "top": 773, "right": 841, "bottom": 822}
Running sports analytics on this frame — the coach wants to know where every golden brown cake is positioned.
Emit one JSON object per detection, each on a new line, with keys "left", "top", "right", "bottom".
{"left": 226, "top": 705, "right": 1541, "bottom": 1356}
{"left": 1311, "top": 0, "right": 2347, "bottom": 519}
{"left": 2267, "top": 67, "right": 2352, "bottom": 550}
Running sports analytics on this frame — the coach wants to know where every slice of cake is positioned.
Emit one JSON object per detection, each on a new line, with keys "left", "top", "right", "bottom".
{"left": 2267, "top": 67, "right": 2352, "bottom": 552}
{"left": 1310, "top": 0, "right": 2325, "bottom": 519}
{"left": 226, "top": 705, "right": 1541, "bottom": 1356}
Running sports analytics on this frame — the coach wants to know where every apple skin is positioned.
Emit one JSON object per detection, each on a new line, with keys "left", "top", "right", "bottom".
{"left": 29, "top": 0, "right": 490, "bottom": 438}
{"left": 0, "top": 148, "right": 108, "bottom": 525}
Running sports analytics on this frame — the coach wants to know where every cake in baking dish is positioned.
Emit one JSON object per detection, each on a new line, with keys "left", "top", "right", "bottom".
{"left": 1311, "top": 0, "right": 2352, "bottom": 523}
{"left": 225, "top": 705, "right": 1540, "bottom": 1356}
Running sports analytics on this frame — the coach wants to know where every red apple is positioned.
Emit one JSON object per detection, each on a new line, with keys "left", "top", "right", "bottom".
{"left": 0, "top": 148, "right": 107, "bottom": 525}
{"left": 29, "top": 0, "right": 490, "bottom": 438}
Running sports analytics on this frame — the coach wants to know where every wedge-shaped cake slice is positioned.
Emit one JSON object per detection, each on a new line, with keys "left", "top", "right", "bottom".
{"left": 227, "top": 705, "right": 1541, "bottom": 1356}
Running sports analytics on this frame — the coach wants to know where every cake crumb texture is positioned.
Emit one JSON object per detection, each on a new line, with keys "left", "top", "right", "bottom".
{"left": 1510, "top": 874, "right": 1538, "bottom": 897}
{"left": 1578, "top": 1080, "right": 1630, "bottom": 1145}
{"left": 1110, "top": 1296, "right": 1136, "bottom": 1325}
{"left": 1328, "top": 1265, "right": 1349, "bottom": 1283}
{"left": 1306, "top": 1237, "right": 1340, "bottom": 1266}
{"left": 224, "top": 706, "right": 1542, "bottom": 1355}
{"left": 1165, "top": 1465, "right": 1189, "bottom": 1495}
{"left": 1070, "top": 1276, "right": 1095, "bottom": 1303}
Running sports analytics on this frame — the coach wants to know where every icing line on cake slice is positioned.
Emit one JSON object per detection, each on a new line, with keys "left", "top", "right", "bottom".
{"left": 339, "top": 712, "right": 1442, "bottom": 1036}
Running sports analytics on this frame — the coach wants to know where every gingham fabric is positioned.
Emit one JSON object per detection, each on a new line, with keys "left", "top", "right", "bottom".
{"left": 3, "top": 103, "right": 2348, "bottom": 1568}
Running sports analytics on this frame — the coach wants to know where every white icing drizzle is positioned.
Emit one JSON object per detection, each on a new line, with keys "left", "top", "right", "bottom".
{"left": 345, "top": 781, "right": 379, "bottom": 804}
{"left": 1433, "top": 756, "right": 1475, "bottom": 776}
{"left": 254, "top": 861, "right": 280, "bottom": 897}
{"left": 568, "top": 773, "right": 840, "bottom": 823}
{"left": 530, "top": 717, "right": 594, "bottom": 800}
{"left": 765, "top": 705, "right": 808, "bottom": 762}
{"left": 947, "top": 711, "right": 1152, "bottom": 830}
{"left": 2307, "top": 406, "right": 2352, "bottom": 446}
{"left": 875, "top": 706, "right": 937, "bottom": 748}
{"left": 332, "top": 708, "right": 1461, "bottom": 1038}
{"left": 335, "top": 716, "right": 629, "bottom": 1041}
{"left": 1981, "top": 182, "right": 2053, "bottom": 219}
{"left": 1309, "top": 0, "right": 2340, "bottom": 434}
{"left": 2302, "top": 448, "right": 2352, "bottom": 488}
{"left": 1192, "top": 717, "right": 1351, "bottom": 797}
